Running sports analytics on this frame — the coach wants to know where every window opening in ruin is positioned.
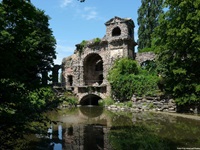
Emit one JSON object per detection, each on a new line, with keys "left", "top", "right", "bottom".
{"left": 95, "top": 60, "right": 103, "bottom": 71}
{"left": 112, "top": 27, "right": 121, "bottom": 36}
{"left": 83, "top": 53, "right": 103, "bottom": 86}
{"left": 98, "top": 74, "right": 103, "bottom": 85}
{"left": 68, "top": 75, "right": 73, "bottom": 86}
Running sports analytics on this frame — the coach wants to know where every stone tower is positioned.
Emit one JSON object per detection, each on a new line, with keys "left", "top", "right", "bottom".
{"left": 105, "top": 16, "right": 136, "bottom": 59}
{"left": 62, "top": 16, "right": 137, "bottom": 104}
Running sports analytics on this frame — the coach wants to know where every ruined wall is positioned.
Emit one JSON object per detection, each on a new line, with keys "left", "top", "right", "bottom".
{"left": 62, "top": 17, "right": 138, "bottom": 101}
{"left": 135, "top": 52, "right": 156, "bottom": 64}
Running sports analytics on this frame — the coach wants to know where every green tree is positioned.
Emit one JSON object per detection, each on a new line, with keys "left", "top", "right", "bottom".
{"left": 0, "top": 0, "right": 56, "bottom": 86}
{"left": 154, "top": 0, "right": 200, "bottom": 105}
{"left": 0, "top": 1, "right": 59, "bottom": 149}
{"left": 108, "top": 58, "right": 139, "bottom": 101}
{"left": 137, "top": 0, "right": 163, "bottom": 52}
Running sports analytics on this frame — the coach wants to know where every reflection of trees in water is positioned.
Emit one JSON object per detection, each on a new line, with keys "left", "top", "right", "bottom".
{"left": 3, "top": 107, "right": 200, "bottom": 150}
{"left": 111, "top": 114, "right": 133, "bottom": 126}
{"left": 0, "top": 117, "right": 52, "bottom": 150}
{"left": 108, "top": 112, "right": 200, "bottom": 149}
{"left": 109, "top": 125, "right": 176, "bottom": 150}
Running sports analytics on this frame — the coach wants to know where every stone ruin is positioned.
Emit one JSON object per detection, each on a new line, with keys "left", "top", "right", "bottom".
{"left": 61, "top": 16, "right": 155, "bottom": 105}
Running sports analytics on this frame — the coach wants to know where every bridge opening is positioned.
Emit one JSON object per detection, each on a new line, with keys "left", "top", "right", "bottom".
{"left": 80, "top": 94, "right": 102, "bottom": 106}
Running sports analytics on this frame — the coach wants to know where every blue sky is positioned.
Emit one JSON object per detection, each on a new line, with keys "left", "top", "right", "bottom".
{"left": 31, "top": 0, "right": 141, "bottom": 65}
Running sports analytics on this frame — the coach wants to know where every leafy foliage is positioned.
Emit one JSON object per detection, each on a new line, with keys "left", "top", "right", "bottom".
{"left": 137, "top": 0, "right": 164, "bottom": 52}
{"left": 108, "top": 58, "right": 159, "bottom": 101}
{"left": 93, "top": 37, "right": 101, "bottom": 44}
{"left": 77, "top": 40, "right": 88, "bottom": 53}
{"left": 0, "top": 0, "right": 56, "bottom": 86}
{"left": 0, "top": 79, "right": 61, "bottom": 149}
{"left": 99, "top": 97, "right": 115, "bottom": 106}
{"left": 60, "top": 91, "right": 78, "bottom": 106}
{"left": 108, "top": 58, "right": 139, "bottom": 77}
{"left": 154, "top": 0, "right": 200, "bottom": 105}
{"left": 0, "top": 0, "right": 59, "bottom": 149}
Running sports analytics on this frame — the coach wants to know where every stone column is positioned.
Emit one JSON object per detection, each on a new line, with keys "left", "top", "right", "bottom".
{"left": 52, "top": 65, "right": 61, "bottom": 85}
{"left": 41, "top": 71, "right": 48, "bottom": 85}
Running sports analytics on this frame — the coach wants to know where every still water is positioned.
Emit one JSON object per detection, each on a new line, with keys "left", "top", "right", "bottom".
{"left": 29, "top": 106, "right": 200, "bottom": 150}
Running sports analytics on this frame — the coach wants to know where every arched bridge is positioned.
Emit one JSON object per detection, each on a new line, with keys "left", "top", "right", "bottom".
{"left": 53, "top": 82, "right": 108, "bottom": 106}
{"left": 76, "top": 84, "right": 107, "bottom": 105}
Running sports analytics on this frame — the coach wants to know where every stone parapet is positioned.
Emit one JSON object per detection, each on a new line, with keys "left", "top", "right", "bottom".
{"left": 135, "top": 52, "right": 156, "bottom": 64}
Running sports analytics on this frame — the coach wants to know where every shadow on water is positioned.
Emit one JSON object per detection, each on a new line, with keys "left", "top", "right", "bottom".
{"left": 2, "top": 107, "right": 200, "bottom": 150}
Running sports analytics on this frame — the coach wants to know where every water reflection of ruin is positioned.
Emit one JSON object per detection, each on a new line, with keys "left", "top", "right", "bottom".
{"left": 49, "top": 107, "right": 112, "bottom": 150}
{"left": 62, "top": 124, "right": 111, "bottom": 150}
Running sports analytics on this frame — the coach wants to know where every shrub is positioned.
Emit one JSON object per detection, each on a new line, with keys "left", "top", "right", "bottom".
{"left": 98, "top": 99, "right": 105, "bottom": 106}
{"left": 61, "top": 92, "right": 78, "bottom": 106}
{"left": 108, "top": 58, "right": 159, "bottom": 101}
{"left": 93, "top": 37, "right": 101, "bottom": 44}
{"left": 103, "top": 97, "right": 115, "bottom": 106}
{"left": 125, "top": 101, "right": 133, "bottom": 107}
{"left": 148, "top": 103, "right": 155, "bottom": 109}
{"left": 77, "top": 40, "right": 88, "bottom": 53}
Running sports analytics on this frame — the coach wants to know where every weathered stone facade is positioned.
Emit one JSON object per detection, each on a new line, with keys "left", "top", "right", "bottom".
{"left": 135, "top": 52, "right": 156, "bottom": 64}
{"left": 107, "top": 96, "right": 177, "bottom": 113}
{"left": 62, "top": 16, "right": 137, "bottom": 104}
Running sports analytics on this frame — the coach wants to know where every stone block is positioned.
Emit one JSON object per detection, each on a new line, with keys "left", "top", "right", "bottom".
{"left": 110, "top": 105, "right": 116, "bottom": 108}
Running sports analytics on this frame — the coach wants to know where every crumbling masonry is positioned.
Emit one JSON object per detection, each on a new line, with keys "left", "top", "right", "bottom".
{"left": 62, "top": 16, "right": 155, "bottom": 105}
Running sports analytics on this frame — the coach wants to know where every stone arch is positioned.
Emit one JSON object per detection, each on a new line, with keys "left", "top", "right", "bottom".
{"left": 112, "top": 26, "right": 121, "bottom": 36}
{"left": 83, "top": 53, "right": 104, "bottom": 86}
{"left": 135, "top": 52, "right": 156, "bottom": 65}
{"left": 79, "top": 94, "right": 102, "bottom": 106}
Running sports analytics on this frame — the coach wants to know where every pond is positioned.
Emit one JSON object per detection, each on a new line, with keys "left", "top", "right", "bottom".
{"left": 27, "top": 106, "right": 200, "bottom": 150}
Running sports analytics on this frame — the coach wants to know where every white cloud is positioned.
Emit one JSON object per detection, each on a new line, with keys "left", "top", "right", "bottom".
{"left": 60, "top": 0, "right": 73, "bottom": 8}
{"left": 84, "top": 7, "right": 94, "bottom": 11}
{"left": 81, "top": 7, "right": 98, "bottom": 20}
{"left": 60, "top": 1, "right": 100, "bottom": 21}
